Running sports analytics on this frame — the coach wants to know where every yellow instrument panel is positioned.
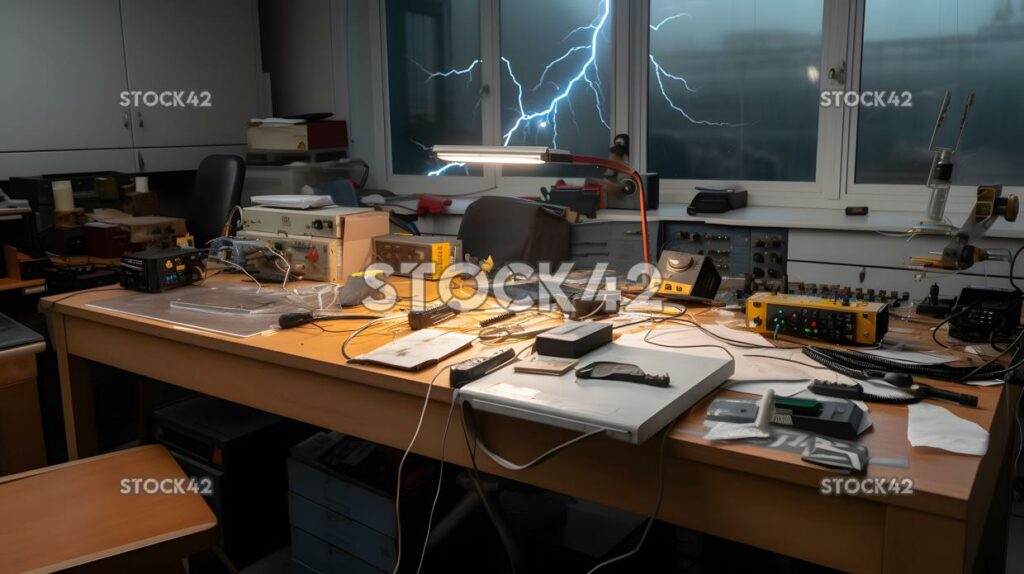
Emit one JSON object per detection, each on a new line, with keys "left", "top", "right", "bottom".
{"left": 746, "top": 292, "right": 889, "bottom": 345}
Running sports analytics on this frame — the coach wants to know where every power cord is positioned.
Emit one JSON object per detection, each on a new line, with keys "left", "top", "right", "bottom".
{"left": 391, "top": 364, "right": 452, "bottom": 574}
{"left": 415, "top": 396, "right": 459, "bottom": 574}
{"left": 459, "top": 401, "right": 525, "bottom": 574}
{"left": 586, "top": 418, "right": 676, "bottom": 573}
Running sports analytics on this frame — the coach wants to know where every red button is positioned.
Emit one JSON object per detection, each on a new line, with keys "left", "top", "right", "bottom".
{"left": 306, "top": 247, "right": 319, "bottom": 262}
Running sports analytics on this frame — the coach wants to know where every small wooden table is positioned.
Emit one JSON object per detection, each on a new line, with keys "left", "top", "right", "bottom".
{"left": 40, "top": 279, "right": 1016, "bottom": 573}
{"left": 0, "top": 444, "right": 217, "bottom": 572}
{"left": 0, "top": 337, "right": 47, "bottom": 474}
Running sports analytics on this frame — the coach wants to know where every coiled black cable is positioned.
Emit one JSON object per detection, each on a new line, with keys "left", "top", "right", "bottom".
{"left": 802, "top": 346, "right": 1005, "bottom": 382}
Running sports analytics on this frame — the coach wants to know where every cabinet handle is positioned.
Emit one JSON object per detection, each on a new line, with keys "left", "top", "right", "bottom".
{"left": 137, "top": 151, "right": 146, "bottom": 172}
{"left": 137, "top": 110, "right": 144, "bottom": 128}
{"left": 122, "top": 111, "right": 130, "bottom": 129}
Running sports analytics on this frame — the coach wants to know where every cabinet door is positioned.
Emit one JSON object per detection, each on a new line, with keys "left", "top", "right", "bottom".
{"left": 0, "top": 0, "right": 133, "bottom": 152}
{"left": 120, "top": 0, "right": 261, "bottom": 147}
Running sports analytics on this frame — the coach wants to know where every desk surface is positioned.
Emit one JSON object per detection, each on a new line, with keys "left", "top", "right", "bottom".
{"left": 40, "top": 279, "right": 1015, "bottom": 573}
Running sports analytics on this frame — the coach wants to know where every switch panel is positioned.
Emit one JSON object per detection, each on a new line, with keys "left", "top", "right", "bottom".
{"left": 661, "top": 223, "right": 788, "bottom": 290}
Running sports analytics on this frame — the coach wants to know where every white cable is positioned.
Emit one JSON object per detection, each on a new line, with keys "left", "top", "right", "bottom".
{"left": 472, "top": 422, "right": 604, "bottom": 471}
{"left": 415, "top": 393, "right": 459, "bottom": 574}
{"left": 586, "top": 420, "right": 675, "bottom": 573}
{"left": 210, "top": 257, "right": 263, "bottom": 292}
{"left": 392, "top": 365, "right": 451, "bottom": 574}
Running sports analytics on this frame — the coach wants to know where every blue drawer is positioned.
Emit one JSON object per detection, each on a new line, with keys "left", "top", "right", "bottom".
{"left": 290, "top": 527, "right": 386, "bottom": 574}
{"left": 288, "top": 492, "right": 395, "bottom": 572}
{"left": 287, "top": 456, "right": 395, "bottom": 538}
{"left": 291, "top": 558, "right": 319, "bottom": 574}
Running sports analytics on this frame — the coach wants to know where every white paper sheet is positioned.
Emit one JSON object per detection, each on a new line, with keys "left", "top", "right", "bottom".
{"left": 862, "top": 349, "right": 959, "bottom": 365}
{"left": 907, "top": 403, "right": 989, "bottom": 456}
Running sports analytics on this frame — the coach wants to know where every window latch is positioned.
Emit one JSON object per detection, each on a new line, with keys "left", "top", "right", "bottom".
{"left": 827, "top": 61, "right": 847, "bottom": 85}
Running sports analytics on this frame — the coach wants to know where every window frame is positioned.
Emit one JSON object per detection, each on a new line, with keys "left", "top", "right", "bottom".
{"left": 366, "top": 0, "right": 1022, "bottom": 211}
{"left": 634, "top": 0, "right": 852, "bottom": 207}
{"left": 841, "top": 0, "right": 1024, "bottom": 213}
{"left": 376, "top": 0, "right": 497, "bottom": 195}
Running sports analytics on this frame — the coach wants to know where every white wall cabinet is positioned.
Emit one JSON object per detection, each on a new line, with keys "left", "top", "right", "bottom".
{"left": 0, "top": 0, "right": 261, "bottom": 178}
{"left": 121, "top": 0, "right": 261, "bottom": 149}
{"left": 0, "top": 0, "right": 133, "bottom": 153}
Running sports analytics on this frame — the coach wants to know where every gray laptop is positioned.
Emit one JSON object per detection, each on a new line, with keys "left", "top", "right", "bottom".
{"left": 458, "top": 343, "right": 734, "bottom": 444}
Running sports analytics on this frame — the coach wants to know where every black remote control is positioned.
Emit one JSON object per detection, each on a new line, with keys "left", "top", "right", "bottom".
{"left": 808, "top": 379, "right": 865, "bottom": 400}
{"left": 450, "top": 348, "right": 516, "bottom": 389}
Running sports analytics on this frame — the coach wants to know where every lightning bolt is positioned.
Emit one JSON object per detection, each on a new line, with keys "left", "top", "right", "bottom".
{"left": 648, "top": 14, "right": 744, "bottom": 128}
{"left": 409, "top": 3, "right": 736, "bottom": 176}
{"left": 411, "top": 139, "right": 468, "bottom": 176}
{"left": 409, "top": 57, "right": 481, "bottom": 86}
{"left": 649, "top": 12, "right": 690, "bottom": 31}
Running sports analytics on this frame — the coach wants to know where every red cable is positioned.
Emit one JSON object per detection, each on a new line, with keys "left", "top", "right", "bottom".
{"left": 569, "top": 155, "right": 650, "bottom": 264}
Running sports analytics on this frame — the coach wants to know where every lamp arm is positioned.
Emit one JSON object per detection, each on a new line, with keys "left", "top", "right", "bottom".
{"left": 567, "top": 155, "right": 650, "bottom": 264}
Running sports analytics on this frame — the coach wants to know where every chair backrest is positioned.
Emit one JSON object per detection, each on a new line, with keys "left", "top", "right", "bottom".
{"left": 187, "top": 154, "right": 245, "bottom": 246}
{"left": 457, "top": 196, "right": 570, "bottom": 269}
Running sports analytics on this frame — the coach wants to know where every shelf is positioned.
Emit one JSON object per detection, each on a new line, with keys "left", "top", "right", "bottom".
{"left": 0, "top": 277, "right": 45, "bottom": 293}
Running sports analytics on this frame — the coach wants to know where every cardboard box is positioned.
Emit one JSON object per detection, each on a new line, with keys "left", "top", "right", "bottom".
{"left": 247, "top": 120, "right": 348, "bottom": 151}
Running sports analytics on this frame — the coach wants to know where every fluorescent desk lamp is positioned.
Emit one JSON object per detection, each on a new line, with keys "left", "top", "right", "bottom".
{"left": 431, "top": 145, "right": 651, "bottom": 264}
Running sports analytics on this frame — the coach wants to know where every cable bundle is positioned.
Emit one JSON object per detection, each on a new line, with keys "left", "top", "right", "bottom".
{"left": 802, "top": 346, "right": 1005, "bottom": 383}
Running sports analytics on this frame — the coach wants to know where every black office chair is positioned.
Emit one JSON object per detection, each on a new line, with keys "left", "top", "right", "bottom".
{"left": 457, "top": 196, "right": 570, "bottom": 269}
{"left": 186, "top": 154, "right": 245, "bottom": 246}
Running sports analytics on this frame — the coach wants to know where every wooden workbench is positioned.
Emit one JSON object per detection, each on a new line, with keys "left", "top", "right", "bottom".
{"left": 40, "top": 280, "right": 1016, "bottom": 573}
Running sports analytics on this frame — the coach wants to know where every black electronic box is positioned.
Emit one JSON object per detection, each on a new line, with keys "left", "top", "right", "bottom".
{"left": 687, "top": 187, "right": 748, "bottom": 215}
{"left": 949, "top": 286, "right": 1022, "bottom": 342}
{"left": 120, "top": 247, "right": 204, "bottom": 292}
{"left": 535, "top": 320, "right": 613, "bottom": 358}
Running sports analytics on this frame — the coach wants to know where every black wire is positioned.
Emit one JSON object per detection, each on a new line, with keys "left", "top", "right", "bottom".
{"left": 1010, "top": 245, "right": 1024, "bottom": 293}
{"left": 458, "top": 401, "right": 524, "bottom": 574}
{"left": 803, "top": 346, "right": 1005, "bottom": 383}
{"left": 931, "top": 301, "right": 981, "bottom": 349}
{"left": 957, "top": 327, "right": 1024, "bottom": 382}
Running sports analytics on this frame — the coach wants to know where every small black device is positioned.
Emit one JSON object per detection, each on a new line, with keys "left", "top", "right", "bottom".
{"left": 653, "top": 250, "right": 722, "bottom": 300}
{"left": 568, "top": 293, "right": 619, "bottom": 320}
{"left": 408, "top": 303, "right": 460, "bottom": 330}
{"left": 687, "top": 187, "right": 747, "bottom": 215}
{"left": 706, "top": 397, "right": 862, "bottom": 440}
{"left": 807, "top": 378, "right": 977, "bottom": 407}
{"left": 450, "top": 347, "right": 517, "bottom": 389}
{"left": 845, "top": 206, "right": 869, "bottom": 216}
{"left": 119, "top": 247, "right": 203, "bottom": 292}
{"left": 576, "top": 362, "right": 670, "bottom": 387}
{"left": 44, "top": 264, "right": 120, "bottom": 294}
{"left": 949, "top": 286, "right": 1022, "bottom": 342}
{"left": 535, "top": 320, "right": 612, "bottom": 358}
{"left": 541, "top": 182, "right": 601, "bottom": 218}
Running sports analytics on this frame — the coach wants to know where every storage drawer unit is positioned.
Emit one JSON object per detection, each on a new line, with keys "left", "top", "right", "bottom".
{"left": 287, "top": 432, "right": 436, "bottom": 574}
{"left": 288, "top": 493, "right": 395, "bottom": 572}
{"left": 287, "top": 454, "right": 395, "bottom": 537}
{"left": 569, "top": 221, "right": 660, "bottom": 274}
{"left": 290, "top": 527, "right": 386, "bottom": 574}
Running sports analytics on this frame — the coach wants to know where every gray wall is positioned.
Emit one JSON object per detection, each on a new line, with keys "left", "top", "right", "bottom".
{"left": 260, "top": 0, "right": 349, "bottom": 120}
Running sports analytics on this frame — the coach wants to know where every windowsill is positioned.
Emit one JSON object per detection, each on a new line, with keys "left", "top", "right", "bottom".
{"left": 396, "top": 199, "right": 1024, "bottom": 240}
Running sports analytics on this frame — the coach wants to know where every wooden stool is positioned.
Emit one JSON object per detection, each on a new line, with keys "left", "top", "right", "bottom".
{"left": 0, "top": 445, "right": 217, "bottom": 573}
